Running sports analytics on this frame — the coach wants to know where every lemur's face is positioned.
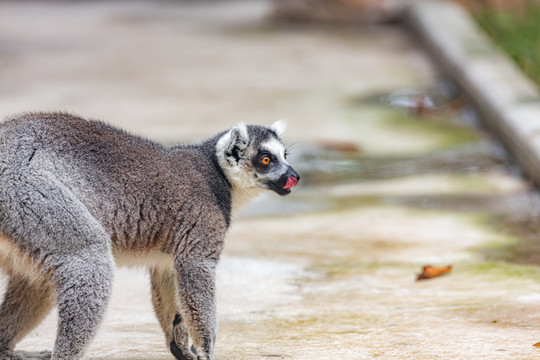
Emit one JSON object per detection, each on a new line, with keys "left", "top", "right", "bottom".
{"left": 250, "top": 133, "right": 299, "bottom": 196}
{"left": 216, "top": 120, "right": 300, "bottom": 196}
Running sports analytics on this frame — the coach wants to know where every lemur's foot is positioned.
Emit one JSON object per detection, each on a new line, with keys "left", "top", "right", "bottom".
{"left": 1, "top": 350, "right": 52, "bottom": 360}
{"left": 170, "top": 341, "right": 198, "bottom": 360}
{"left": 170, "top": 313, "right": 198, "bottom": 360}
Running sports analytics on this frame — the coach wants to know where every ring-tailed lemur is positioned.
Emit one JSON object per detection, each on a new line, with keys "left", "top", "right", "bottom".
{"left": 0, "top": 112, "right": 299, "bottom": 360}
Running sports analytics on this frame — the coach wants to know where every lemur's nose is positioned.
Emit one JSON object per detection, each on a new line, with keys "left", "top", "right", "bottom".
{"left": 289, "top": 168, "right": 299, "bottom": 182}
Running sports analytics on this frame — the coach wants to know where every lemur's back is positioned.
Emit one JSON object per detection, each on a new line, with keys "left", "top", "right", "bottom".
{"left": 0, "top": 113, "right": 229, "bottom": 256}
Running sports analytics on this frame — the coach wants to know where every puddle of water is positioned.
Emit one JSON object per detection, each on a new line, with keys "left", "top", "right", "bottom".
{"left": 291, "top": 140, "right": 505, "bottom": 186}
{"left": 350, "top": 80, "right": 461, "bottom": 115}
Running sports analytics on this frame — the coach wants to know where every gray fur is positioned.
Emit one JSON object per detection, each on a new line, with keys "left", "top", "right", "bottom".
{"left": 0, "top": 112, "right": 299, "bottom": 360}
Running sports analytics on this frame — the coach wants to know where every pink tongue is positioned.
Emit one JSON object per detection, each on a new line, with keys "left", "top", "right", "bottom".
{"left": 283, "top": 176, "right": 298, "bottom": 190}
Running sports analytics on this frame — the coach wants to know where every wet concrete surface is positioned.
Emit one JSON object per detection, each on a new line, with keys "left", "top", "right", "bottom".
{"left": 1, "top": 1, "right": 540, "bottom": 359}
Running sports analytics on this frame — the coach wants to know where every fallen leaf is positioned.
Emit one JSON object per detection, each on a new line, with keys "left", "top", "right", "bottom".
{"left": 533, "top": 342, "right": 540, "bottom": 348}
{"left": 416, "top": 265, "right": 452, "bottom": 281}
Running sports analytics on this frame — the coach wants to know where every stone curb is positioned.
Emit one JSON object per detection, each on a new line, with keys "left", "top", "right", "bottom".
{"left": 403, "top": 0, "right": 540, "bottom": 185}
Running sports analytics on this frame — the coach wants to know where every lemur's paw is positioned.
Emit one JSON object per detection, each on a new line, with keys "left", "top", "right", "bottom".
{"left": 171, "top": 313, "right": 198, "bottom": 360}
{"left": 170, "top": 340, "right": 197, "bottom": 360}
{"left": 8, "top": 350, "right": 51, "bottom": 360}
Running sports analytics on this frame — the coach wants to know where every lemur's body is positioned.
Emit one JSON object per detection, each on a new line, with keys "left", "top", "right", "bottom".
{"left": 0, "top": 112, "right": 299, "bottom": 360}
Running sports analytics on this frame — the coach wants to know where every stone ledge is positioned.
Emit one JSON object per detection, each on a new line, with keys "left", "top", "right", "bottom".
{"left": 404, "top": 0, "right": 540, "bottom": 185}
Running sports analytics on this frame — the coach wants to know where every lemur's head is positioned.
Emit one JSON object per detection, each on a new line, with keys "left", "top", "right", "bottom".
{"left": 216, "top": 121, "right": 300, "bottom": 196}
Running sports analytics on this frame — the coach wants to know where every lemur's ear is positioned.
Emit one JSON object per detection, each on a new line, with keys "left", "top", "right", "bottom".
{"left": 269, "top": 120, "right": 286, "bottom": 139}
{"left": 217, "top": 123, "right": 250, "bottom": 164}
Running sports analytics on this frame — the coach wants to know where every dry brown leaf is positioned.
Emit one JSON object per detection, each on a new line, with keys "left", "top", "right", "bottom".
{"left": 416, "top": 265, "right": 452, "bottom": 281}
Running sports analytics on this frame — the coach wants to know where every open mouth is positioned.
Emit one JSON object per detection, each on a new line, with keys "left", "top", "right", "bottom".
{"left": 267, "top": 174, "right": 299, "bottom": 196}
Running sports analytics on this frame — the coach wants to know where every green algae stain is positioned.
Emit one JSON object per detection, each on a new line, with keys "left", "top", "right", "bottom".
{"left": 479, "top": 213, "right": 540, "bottom": 267}
{"left": 461, "top": 261, "right": 540, "bottom": 282}
{"left": 461, "top": 212, "right": 540, "bottom": 282}
{"left": 342, "top": 99, "right": 481, "bottom": 154}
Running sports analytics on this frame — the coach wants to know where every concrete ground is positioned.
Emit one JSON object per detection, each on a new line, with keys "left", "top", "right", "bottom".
{"left": 1, "top": 1, "right": 540, "bottom": 359}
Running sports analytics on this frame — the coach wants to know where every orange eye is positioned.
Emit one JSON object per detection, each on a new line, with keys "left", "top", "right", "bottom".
{"left": 261, "top": 156, "right": 270, "bottom": 165}
{"left": 284, "top": 154, "right": 287, "bottom": 160}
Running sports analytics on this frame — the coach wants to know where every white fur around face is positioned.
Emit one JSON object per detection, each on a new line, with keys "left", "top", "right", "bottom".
{"left": 235, "top": 123, "right": 249, "bottom": 143}
{"left": 216, "top": 125, "right": 261, "bottom": 212}
{"left": 221, "top": 164, "right": 261, "bottom": 213}
{"left": 262, "top": 138, "right": 287, "bottom": 162}
{"left": 215, "top": 123, "right": 248, "bottom": 156}
{"left": 269, "top": 120, "right": 287, "bottom": 139}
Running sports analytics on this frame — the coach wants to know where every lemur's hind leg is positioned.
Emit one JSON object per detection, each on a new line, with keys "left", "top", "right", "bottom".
{"left": 51, "top": 248, "right": 113, "bottom": 360}
{"left": 150, "top": 267, "right": 196, "bottom": 360}
{"left": 0, "top": 172, "right": 115, "bottom": 360}
{"left": 0, "top": 275, "right": 55, "bottom": 360}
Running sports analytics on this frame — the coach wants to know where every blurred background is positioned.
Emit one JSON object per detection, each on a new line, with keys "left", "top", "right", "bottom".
{"left": 2, "top": 0, "right": 540, "bottom": 359}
